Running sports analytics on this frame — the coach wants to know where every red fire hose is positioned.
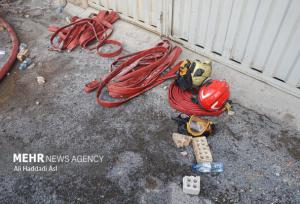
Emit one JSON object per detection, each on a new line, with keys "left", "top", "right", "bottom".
{"left": 48, "top": 10, "right": 122, "bottom": 58}
{"left": 0, "top": 15, "right": 19, "bottom": 81}
{"left": 168, "top": 82, "right": 225, "bottom": 116}
{"left": 85, "top": 40, "right": 182, "bottom": 107}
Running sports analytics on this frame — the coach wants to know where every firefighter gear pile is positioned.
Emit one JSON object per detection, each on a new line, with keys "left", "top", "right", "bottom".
{"left": 169, "top": 59, "right": 230, "bottom": 116}
{"left": 170, "top": 59, "right": 230, "bottom": 176}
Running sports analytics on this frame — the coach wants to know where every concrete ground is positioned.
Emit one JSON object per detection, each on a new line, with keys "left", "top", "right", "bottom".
{"left": 0, "top": 1, "right": 300, "bottom": 203}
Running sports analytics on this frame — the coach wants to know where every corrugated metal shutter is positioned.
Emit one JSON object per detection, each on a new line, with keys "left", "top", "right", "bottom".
{"left": 88, "top": 0, "right": 163, "bottom": 33}
{"left": 170, "top": 0, "right": 300, "bottom": 98}
{"left": 88, "top": 0, "right": 300, "bottom": 98}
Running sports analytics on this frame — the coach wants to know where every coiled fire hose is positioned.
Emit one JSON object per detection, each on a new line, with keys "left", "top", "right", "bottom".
{"left": 0, "top": 15, "right": 19, "bottom": 81}
{"left": 85, "top": 40, "right": 182, "bottom": 107}
{"left": 168, "top": 82, "right": 225, "bottom": 116}
{"left": 48, "top": 10, "right": 122, "bottom": 58}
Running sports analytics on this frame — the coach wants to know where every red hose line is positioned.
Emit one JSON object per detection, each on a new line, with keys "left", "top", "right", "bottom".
{"left": 168, "top": 82, "right": 225, "bottom": 116}
{"left": 93, "top": 40, "right": 182, "bottom": 107}
{"left": 48, "top": 10, "right": 122, "bottom": 58}
{"left": 0, "top": 15, "right": 19, "bottom": 81}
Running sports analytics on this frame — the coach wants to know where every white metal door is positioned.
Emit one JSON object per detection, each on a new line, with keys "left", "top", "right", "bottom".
{"left": 169, "top": 0, "right": 300, "bottom": 98}
{"left": 88, "top": 0, "right": 300, "bottom": 98}
{"left": 88, "top": 0, "right": 163, "bottom": 33}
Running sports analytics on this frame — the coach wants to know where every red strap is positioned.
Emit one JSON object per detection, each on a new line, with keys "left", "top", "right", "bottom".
{"left": 97, "top": 39, "right": 123, "bottom": 58}
{"left": 48, "top": 25, "right": 60, "bottom": 32}
{"left": 84, "top": 80, "right": 101, "bottom": 93}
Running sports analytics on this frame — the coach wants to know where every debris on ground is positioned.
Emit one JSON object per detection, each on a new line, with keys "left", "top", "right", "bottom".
{"left": 65, "top": 16, "right": 70, "bottom": 23}
{"left": 183, "top": 176, "right": 200, "bottom": 195}
{"left": 172, "top": 133, "right": 192, "bottom": 148}
{"left": 228, "top": 110, "right": 235, "bottom": 116}
{"left": 16, "top": 42, "right": 36, "bottom": 71}
{"left": 19, "top": 42, "right": 27, "bottom": 50}
{"left": 18, "top": 57, "right": 31, "bottom": 70}
{"left": 192, "top": 162, "right": 224, "bottom": 173}
{"left": 27, "top": 63, "right": 35, "bottom": 69}
{"left": 36, "top": 76, "right": 45, "bottom": 84}
{"left": 180, "top": 151, "right": 188, "bottom": 157}
{"left": 17, "top": 47, "right": 29, "bottom": 61}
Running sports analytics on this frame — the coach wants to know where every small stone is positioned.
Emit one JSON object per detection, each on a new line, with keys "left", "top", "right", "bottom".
{"left": 25, "top": 14, "right": 30, "bottom": 18}
{"left": 228, "top": 110, "right": 235, "bottom": 116}
{"left": 27, "top": 63, "right": 35, "bottom": 69}
{"left": 6, "top": 72, "right": 10, "bottom": 76}
{"left": 180, "top": 151, "right": 188, "bottom": 156}
{"left": 273, "top": 165, "right": 281, "bottom": 176}
{"left": 35, "top": 101, "right": 40, "bottom": 105}
{"left": 37, "top": 76, "right": 46, "bottom": 84}
{"left": 66, "top": 17, "right": 71, "bottom": 23}
{"left": 163, "top": 86, "right": 168, "bottom": 90}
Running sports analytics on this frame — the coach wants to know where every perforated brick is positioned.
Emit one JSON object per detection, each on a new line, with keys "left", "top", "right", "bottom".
{"left": 192, "top": 137, "right": 213, "bottom": 163}
{"left": 183, "top": 176, "right": 200, "bottom": 195}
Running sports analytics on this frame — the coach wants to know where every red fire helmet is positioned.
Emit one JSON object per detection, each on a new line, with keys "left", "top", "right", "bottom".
{"left": 198, "top": 80, "right": 230, "bottom": 111}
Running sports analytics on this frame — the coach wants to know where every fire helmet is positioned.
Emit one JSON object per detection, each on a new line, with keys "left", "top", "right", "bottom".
{"left": 198, "top": 80, "right": 230, "bottom": 111}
